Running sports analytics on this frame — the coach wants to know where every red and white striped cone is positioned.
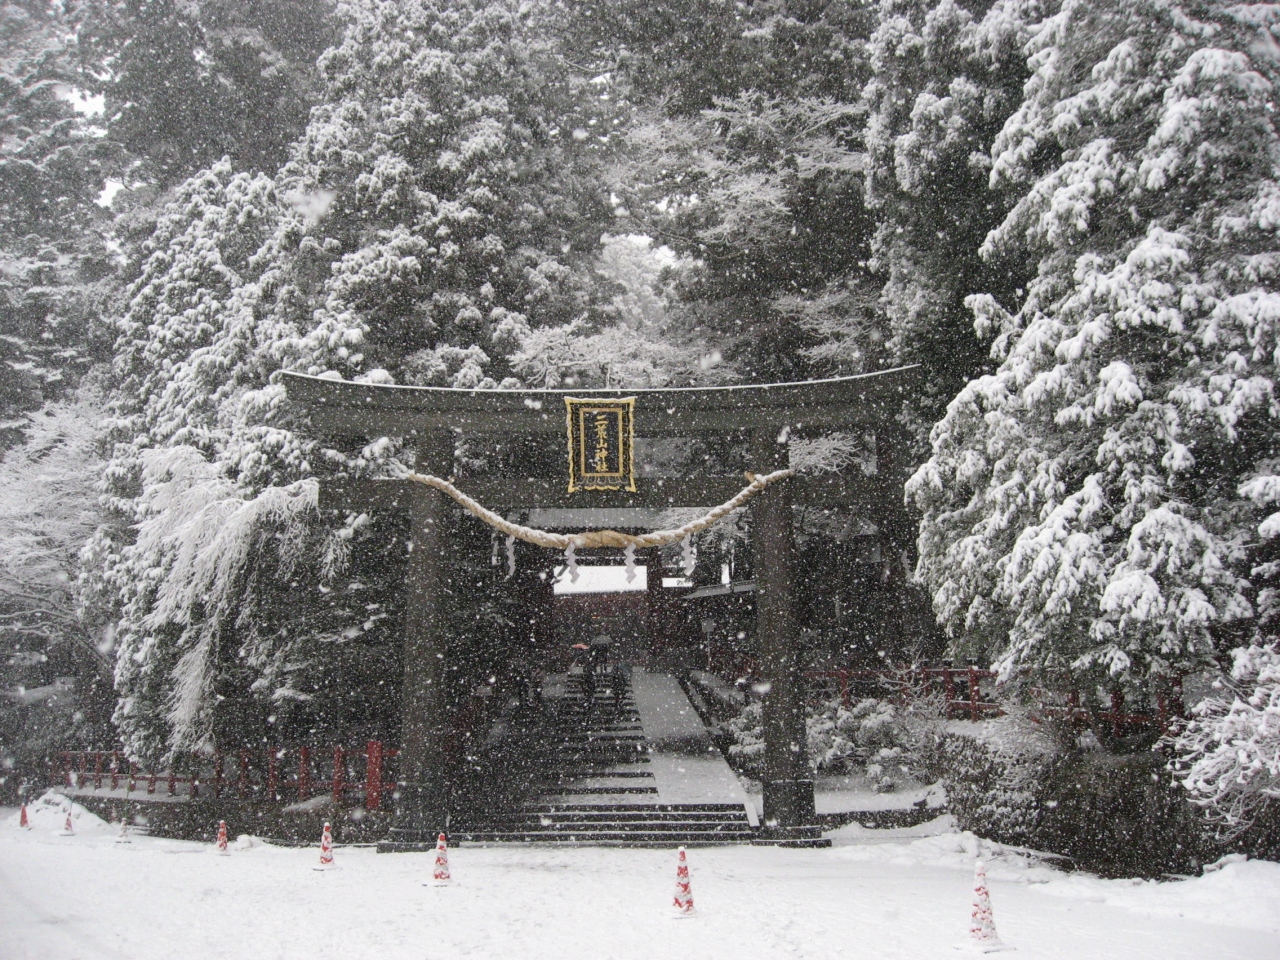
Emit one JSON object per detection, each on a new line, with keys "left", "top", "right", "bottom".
{"left": 59, "top": 806, "right": 74, "bottom": 836}
{"left": 18, "top": 803, "right": 29, "bottom": 829}
{"left": 967, "top": 860, "right": 1009, "bottom": 952}
{"left": 428, "top": 832, "right": 452, "bottom": 885}
{"left": 314, "top": 822, "right": 336, "bottom": 871}
{"left": 672, "top": 846, "right": 695, "bottom": 917}
{"left": 215, "top": 820, "right": 229, "bottom": 855}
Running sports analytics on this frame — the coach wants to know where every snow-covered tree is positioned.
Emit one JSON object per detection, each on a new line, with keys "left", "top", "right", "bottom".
{"left": 0, "top": 383, "right": 112, "bottom": 795}
{"left": 0, "top": 1, "right": 119, "bottom": 444}
{"left": 508, "top": 234, "right": 710, "bottom": 388}
{"left": 93, "top": 0, "right": 626, "bottom": 760}
{"left": 863, "top": 0, "right": 1036, "bottom": 433}
{"left": 908, "top": 1, "right": 1280, "bottom": 700}
{"left": 81, "top": 0, "right": 340, "bottom": 186}
{"left": 92, "top": 161, "right": 337, "bottom": 759}
{"left": 1174, "top": 642, "right": 1280, "bottom": 835}
{"left": 619, "top": 92, "right": 875, "bottom": 382}
{"left": 269, "top": 0, "right": 616, "bottom": 389}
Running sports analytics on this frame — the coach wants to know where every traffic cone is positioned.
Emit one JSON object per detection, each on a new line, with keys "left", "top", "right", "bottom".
{"left": 59, "top": 806, "right": 74, "bottom": 836}
{"left": 672, "top": 846, "right": 695, "bottom": 917}
{"left": 215, "top": 820, "right": 229, "bottom": 855}
{"left": 968, "top": 859, "right": 1009, "bottom": 952}
{"left": 115, "top": 817, "right": 132, "bottom": 844}
{"left": 428, "top": 832, "right": 452, "bottom": 885}
{"left": 18, "top": 803, "right": 29, "bottom": 829}
{"left": 314, "top": 822, "right": 336, "bottom": 870}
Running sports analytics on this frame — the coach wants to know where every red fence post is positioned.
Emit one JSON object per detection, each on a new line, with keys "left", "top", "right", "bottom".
{"left": 333, "top": 746, "right": 345, "bottom": 805}
{"left": 267, "top": 748, "right": 279, "bottom": 801}
{"left": 298, "top": 746, "right": 311, "bottom": 802}
{"left": 128, "top": 761, "right": 136, "bottom": 794}
{"left": 110, "top": 750, "right": 121, "bottom": 791}
{"left": 93, "top": 752, "right": 104, "bottom": 790}
{"left": 968, "top": 666, "right": 979, "bottom": 721}
{"left": 365, "top": 740, "right": 383, "bottom": 811}
{"left": 167, "top": 768, "right": 176, "bottom": 796}
{"left": 943, "top": 670, "right": 956, "bottom": 718}
{"left": 1111, "top": 690, "right": 1124, "bottom": 739}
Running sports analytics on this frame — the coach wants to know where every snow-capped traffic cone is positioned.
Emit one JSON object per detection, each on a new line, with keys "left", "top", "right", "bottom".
{"left": 964, "top": 860, "right": 1011, "bottom": 952}
{"left": 215, "top": 820, "right": 229, "bottom": 855}
{"left": 427, "top": 832, "right": 452, "bottom": 885}
{"left": 672, "top": 846, "right": 695, "bottom": 917}
{"left": 59, "top": 806, "right": 74, "bottom": 836}
{"left": 314, "top": 822, "right": 336, "bottom": 870}
{"left": 18, "top": 803, "right": 29, "bottom": 829}
{"left": 115, "top": 817, "right": 132, "bottom": 844}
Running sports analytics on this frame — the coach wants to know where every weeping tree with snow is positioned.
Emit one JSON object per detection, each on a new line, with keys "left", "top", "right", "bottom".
{"left": 92, "top": 0, "right": 622, "bottom": 762}
{"left": 89, "top": 162, "right": 346, "bottom": 761}
{"left": 908, "top": 0, "right": 1280, "bottom": 722}
{"left": 0, "top": 385, "right": 114, "bottom": 797}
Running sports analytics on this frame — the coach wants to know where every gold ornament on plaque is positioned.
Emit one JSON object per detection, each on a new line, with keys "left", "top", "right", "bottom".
{"left": 564, "top": 397, "right": 636, "bottom": 493}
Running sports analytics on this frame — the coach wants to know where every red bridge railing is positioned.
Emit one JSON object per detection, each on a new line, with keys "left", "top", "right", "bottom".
{"left": 52, "top": 741, "right": 400, "bottom": 811}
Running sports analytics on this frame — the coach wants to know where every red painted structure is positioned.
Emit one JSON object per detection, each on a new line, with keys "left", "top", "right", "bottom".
{"left": 804, "top": 666, "right": 1184, "bottom": 732}
{"left": 53, "top": 671, "right": 1182, "bottom": 807}
{"left": 53, "top": 741, "right": 399, "bottom": 811}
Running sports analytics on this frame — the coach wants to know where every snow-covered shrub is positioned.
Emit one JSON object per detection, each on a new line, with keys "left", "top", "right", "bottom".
{"left": 939, "top": 709, "right": 1213, "bottom": 877}
{"left": 1037, "top": 750, "right": 1212, "bottom": 878}
{"left": 1174, "top": 644, "right": 1280, "bottom": 837}
{"left": 935, "top": 714, "right": 1055, "bottom": 847}
{"left": 727, "top": 695, "right": 920, "bottom": 788}
{"left": 725, "top": 700, "right": 766, "bottom": 779}
{"left": 807, "top": 697, "right": 905, "bottom": 781}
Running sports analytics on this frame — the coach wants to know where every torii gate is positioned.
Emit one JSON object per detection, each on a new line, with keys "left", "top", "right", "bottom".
{"left": 281, "top": 364, "right": 918, "bottom": 847}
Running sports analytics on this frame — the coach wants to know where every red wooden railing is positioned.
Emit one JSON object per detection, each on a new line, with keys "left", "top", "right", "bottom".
{"left": 52, "top": 741, "right": 400, "bottom": 811}
{"left": 805, "top": 666, "right": 1002, "bottom": 719}
{"left": 804, "top": 667, "right": 1183, "bottom": 733}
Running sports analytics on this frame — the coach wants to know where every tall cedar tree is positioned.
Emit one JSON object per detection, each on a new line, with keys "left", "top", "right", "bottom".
{"left": 909, "top": 1, "right": 1280, "bottom": 710}
{"left": 0, "top": 1, "right": 118, "bottom": 443}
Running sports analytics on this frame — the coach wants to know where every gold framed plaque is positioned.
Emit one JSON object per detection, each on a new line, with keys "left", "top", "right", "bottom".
{"left": 565, "top": 397, "right": 637, "bottom": 493}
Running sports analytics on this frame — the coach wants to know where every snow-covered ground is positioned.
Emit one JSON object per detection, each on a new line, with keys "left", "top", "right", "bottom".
{"left": 3, "top": 799, "right": 1278, "bottom": 960}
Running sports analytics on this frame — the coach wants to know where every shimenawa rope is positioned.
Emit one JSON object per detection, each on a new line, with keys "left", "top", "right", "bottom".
{"left": 405, "top": 468, "right": 795, "bottom": 550}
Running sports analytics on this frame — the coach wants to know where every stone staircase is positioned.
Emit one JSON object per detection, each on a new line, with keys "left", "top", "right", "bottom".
{"left": 456, "top": 670, "right": 755, "bottom": 845}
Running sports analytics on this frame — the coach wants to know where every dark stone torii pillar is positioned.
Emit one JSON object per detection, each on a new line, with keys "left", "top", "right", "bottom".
{"left": 752, "top": 428, "right": 818, "bottom": 842}
{"left": 386, "top": 430, "right": 453, "bottom": 848}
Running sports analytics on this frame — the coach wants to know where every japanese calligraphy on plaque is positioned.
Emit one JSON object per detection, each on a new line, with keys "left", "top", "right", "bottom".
{"left": 564, "top": 397, "right": 637, "bottom": 493}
